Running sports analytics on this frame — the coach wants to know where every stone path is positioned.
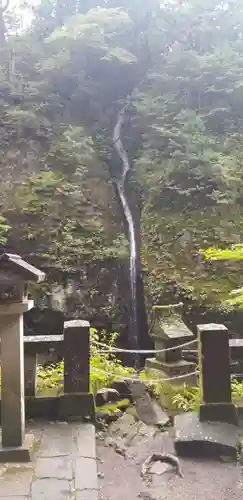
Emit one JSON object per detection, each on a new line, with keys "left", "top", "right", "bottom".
{"left": 0, "top": 422, "right": 98, "bottom": 500}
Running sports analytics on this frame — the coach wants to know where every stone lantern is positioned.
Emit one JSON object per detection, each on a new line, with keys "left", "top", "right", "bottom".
{"left": 0, "top": 253, "right": 45, "bottom": 461}
{"left": 145, "top": 303, "right": 196, "bottom": 382}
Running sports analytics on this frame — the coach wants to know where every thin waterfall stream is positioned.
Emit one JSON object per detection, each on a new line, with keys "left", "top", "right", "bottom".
{"left": 113, "top": 104, "right": 140, "bottom": 370}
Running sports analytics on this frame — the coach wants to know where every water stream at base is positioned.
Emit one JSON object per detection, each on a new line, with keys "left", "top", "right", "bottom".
{"left": 113, "top": 104, "right": 140, "bottom": 370}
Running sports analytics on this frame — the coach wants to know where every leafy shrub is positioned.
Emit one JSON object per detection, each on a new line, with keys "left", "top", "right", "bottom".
{"left": 0, "top": 215, "right": 10, "bottom": 244}
{"left": 171, "top": 385, "right": 200, "bottom": 413}
{"left": 231, "top": 377, "right": 243, "bottom": 404}
{"left": 165, "top": 377, "right": 243, "bottom": 413}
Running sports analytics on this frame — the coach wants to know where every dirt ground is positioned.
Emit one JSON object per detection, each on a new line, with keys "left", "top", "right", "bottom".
{"left": 97, "top": 415, "right": 243, "bottom": 500}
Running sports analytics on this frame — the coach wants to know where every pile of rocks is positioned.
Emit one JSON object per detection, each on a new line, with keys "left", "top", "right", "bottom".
{"left": 95, "top": 379, "right": 170, "bottom": 429}
{"left": 95, "top": 380, "right": 132, "bottom": 424}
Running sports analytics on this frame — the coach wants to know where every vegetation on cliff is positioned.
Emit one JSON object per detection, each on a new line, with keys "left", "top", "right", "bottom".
{"left": 1, "top": 0, "right": 243, "bottom": 330}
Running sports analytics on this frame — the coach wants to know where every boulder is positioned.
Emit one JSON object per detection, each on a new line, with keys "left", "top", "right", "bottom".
{"left": 127, "top": 380, "right": 170, "bottom": 427}
{"left": 110, "top": 380, "right": 131, "bottom": 399}
{"left": 95, "top": 388, "right": 120, "bottom": 406}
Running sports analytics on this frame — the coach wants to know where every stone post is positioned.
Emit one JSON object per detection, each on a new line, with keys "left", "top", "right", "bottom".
{"left": 64, "top": 320, "right": 90, "bottom": 394}
{"left": 0, "top": 252, "right": 45, "bottom": 460}
{"left": 24, "top": 354, "right": 37, "bottom": 398}
{"left": 60, "top": 320, "right": 94, "bottom": 420}
{"left": 1, "top": 314, "right": 25, "bottom": 448}
{"left": 0, "top": 300, "right": 35, "bottom": 460}
{"left": 198, "top": 323, "right": 237, "bottom": 424}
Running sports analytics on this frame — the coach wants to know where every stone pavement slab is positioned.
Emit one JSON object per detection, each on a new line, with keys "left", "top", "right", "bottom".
{"left": 77, "top": 424, "right": 96, "bottom": 458}
{"left": 35, "top": 456, "right": 73, "bottom": 480}
{"left": 75, "top": 457, "right": 98, "bottom": 490}
{"left": 31, "top": 478, "right": 72, "bottom": 500}
{"left": 76, "top": 490, "right": 100, "bottom": 500}
{"left": 37, "top": 424, "right": 77, "bottom": 457}
{"left": 0, "top": 468, "right": 34, "bottom": 496}
{"left": 0, "top": 422, "right": 98, "bottom": 500}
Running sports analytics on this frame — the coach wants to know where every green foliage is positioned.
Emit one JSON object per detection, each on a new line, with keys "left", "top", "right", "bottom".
{"left": 157, "top": 378, "right": 243, "bottom": 414}
{"left": 0, "top": 215, "right": 10, "bottom": 244}
{"left": 202, "top": 244, "right": 243, "bottom": 306}
{"left": 171, "top": 385, "right": 200, "bottom": 413}
{"left": 203, "top": 245, "right": 243, "bottom": 261}
{"left": 172, "top": 378, "right": 243, "bottom": 413}
{"left": 231, "top": 377, "right": 243, "bottom": 405}
{"left": 96, "top": 399, "right": 130, "bottom": 414}
{"left": 135, "top": 0, "right": 243, "bottom": 309}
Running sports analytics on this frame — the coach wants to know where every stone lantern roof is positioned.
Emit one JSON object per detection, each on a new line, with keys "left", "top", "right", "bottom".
{"left": 0, "top": 253, "right": 45, "bottom": 283}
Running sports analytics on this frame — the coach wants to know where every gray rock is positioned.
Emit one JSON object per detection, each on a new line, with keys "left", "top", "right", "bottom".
{"left": 105, "top": 437, "right": 126, "bottom": 457}
{"left": 112, "top": 409, "right": 123, "bottom": 420}
{"left": 128, "top": 380, "right": 147, "bottom": 400}
{"left": 151, "top": 400, "right": 170, "bottom": 428}
{"left": 96, "top": 410, "right": 111, "bottom": 424}
{"left": 110, "top": 380, "right": 131, "bottom": 398}
{"left": 149, "top": 461, "right": 172, "bottom": 475}
{"left": 128, "top": 380, "right": 170, "bottom": 427}
{"left": 95, "top": 388, "right": 120, "bottom": 406}
{"left": 109, "top": 412, "right": 136, "bottom": 437}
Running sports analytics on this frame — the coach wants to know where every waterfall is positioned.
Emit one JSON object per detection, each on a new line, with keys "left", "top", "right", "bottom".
{"left": 113, "top": 105, "right": 140, "bottom": 370}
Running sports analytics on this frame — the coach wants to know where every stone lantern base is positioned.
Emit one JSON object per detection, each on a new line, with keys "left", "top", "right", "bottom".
{"left": 145, "top": 357, "right": 197, "bottom": 385}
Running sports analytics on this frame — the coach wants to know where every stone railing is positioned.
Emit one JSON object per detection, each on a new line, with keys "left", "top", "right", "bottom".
{"left": 182, "top": 337, "right": 243, "bottom": 380}
{"left": 24, "top": 320, "right": 90, "bottom": 398}
{"left": 23, "top": 320, "right": 94, "bottom": 421}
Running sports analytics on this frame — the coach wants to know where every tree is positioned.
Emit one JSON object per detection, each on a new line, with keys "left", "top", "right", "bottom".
{"left": 2, "top": 0, "right": 243, "bottom": 331}
{"left": 133, "top": 0, "right": 243, "bottom": 308}
{"left": 202, "top": 245, "right": 243, "bottom": 307}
